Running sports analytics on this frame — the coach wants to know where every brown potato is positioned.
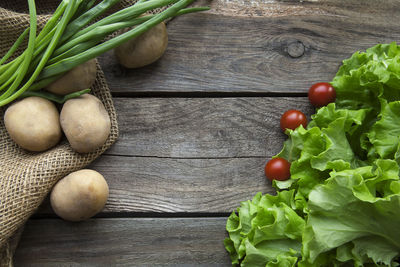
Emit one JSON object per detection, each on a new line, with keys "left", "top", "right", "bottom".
{"left": 50, "top": 169, "right": 109, "bottom": 222}
{"left": 45, "top": 58, "right": 97, "bottom": 95}
{"left": 60, "top": 94, "right": 110, "bottom": 153}
{"left": 114, "top": 22, "right": 168, "bottom": 68}
{"left": 4, "top": 96, "right": 62, "bottom": 152}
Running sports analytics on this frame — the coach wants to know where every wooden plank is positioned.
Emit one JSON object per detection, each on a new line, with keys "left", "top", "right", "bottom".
{"left": 36, "top": 155, "right": 272, "bottom": 214}
{"left": 202, "top": 0, "right": 399, "bottom": 19}
{"left": 13, "top": 217, "right": 231, "bottom": 266}
{"left": 95, "top": 155, "right": 272, "bottom": 213}
{"left": 35, "top": 97, "right": 311, "bottom": 214}
{"left": 98, "top": 0, "right": 400, "bottom": 94}
{"left": 107, "top": 97, "right": 314, "bottom": 158}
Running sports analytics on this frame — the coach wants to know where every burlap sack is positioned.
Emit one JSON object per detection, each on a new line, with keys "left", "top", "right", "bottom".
{"left": 0, "top": 0, "right": 146, "bottom": 265}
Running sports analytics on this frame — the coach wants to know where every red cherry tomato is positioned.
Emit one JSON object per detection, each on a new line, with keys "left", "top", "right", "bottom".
{"left": 265, "top": 158, "right": 291, "bottom": 181}
{"left": 308, "top": 82, "right": 336, "bottom": 107}
{"left": 280, "top": 109, "right": 307, "bottom": 132}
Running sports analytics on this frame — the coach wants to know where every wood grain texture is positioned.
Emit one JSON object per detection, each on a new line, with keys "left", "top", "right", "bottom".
{"left": 202, "top": 0, "right": 399, "bottom": 19}
{"left": 97, "top": 155, "right": 273, "bottom": 213}
{"left": 13, "top": 218, "right": 231, "bottom": 266}
{"left": 35, "top": 97, "right": 311, "bottom": 214}
{"left": 107, "top": 97, "right": 314, "bottom": 158}
{"left": 98, "top": 0, "right": 400, "bottom": 94}
{"left": 36, "top": 155, "right": 272, "bottom": 214}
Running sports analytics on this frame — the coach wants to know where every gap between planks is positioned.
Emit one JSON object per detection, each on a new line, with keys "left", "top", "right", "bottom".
{"left": 31, "top": 212, "right": 233, "bottom": 220}
{"left": 101, "top": 153, "right": 268, "bottom": 160}
{"left": 110, "top": 91, "right": 308, "bottom": 98}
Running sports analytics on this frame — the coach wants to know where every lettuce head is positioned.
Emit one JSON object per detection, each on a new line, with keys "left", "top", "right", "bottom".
{"left": 225, "top": 42, "right": 400, "bottom": 266}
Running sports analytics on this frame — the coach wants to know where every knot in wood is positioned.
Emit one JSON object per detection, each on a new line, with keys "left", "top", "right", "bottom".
{"left": 287, "top": 41, "right": 305, "bottom": 58}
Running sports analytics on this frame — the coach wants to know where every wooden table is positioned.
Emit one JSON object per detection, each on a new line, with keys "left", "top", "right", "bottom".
{"left": 13, "top": 0, "right": 400, "bottom": 265}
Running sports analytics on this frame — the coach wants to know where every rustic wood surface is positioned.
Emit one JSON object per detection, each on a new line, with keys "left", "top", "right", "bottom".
{"left": 13, "top": 0, "right": 400, "bottom": 265}
{"left": 108, "top": 97, "right": 313, "bottom": 158}
{"left": 98, "top": 0, "right": 400, "bottom": 94}
{"left": 32, "top": 97, "right": 312, "bottom": 216}
{"left": 14, "top": 218, "right": 230, "bottom": 266}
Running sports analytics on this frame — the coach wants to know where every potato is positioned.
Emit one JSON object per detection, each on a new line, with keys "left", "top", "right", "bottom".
{"left": 60, "top": 94, "right": 110, "bottom": 153}
{"left": 4, "top": 96, "right": 62, "bottom": 152}
{"left": 50, "top": 169, "right": 109, "bottom": 221}
{"left": 45, "top": 58, "right": 97, "bottom": 95}
{"left": 114, "top": 22, "right": 168, "bottom": 68}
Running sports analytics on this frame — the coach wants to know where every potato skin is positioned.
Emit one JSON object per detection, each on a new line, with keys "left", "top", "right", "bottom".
{"left": 50, "top": 169, "right": 109, "bottom": 222}
{"left": 4, "top": 96, "right": 62, "bottom": 152}
{"left": 45, "top": 59, "right": 97, "bottom": 95}
{"left": 60, "top": 94, "right": 111, "bottom": 153}
{"left": 114, "top": 22, "right": 168, "bottom": 68}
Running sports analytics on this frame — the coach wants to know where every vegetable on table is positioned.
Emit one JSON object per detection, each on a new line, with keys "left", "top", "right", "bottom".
{"left": 0, "top": 0, "right": 209, "bottom": 106}
{"left": 308, "top": 82, "right": 336, "bottom": 108}
{"left": 280, "top": 109, "right": 307, "bottom": 132}
{"left": 264, "top": 157, "right": 291, "bottom": 181}
{"left": 114, "top": 21, "right": 168, "bottom": 68}
{"left": 225, "top": 42, "right": 400, "bottom": 266}
{"left": 60, "top": 94, "right": 111, "bottom": 153}
{"left": 4, "top": 96, "right": 62, "bottom": 152}
{"left": 45, "top": 58, "right": 97, "bottom": 95}
{"left": 50, "top": 169, "right": 109, "bottom": 222}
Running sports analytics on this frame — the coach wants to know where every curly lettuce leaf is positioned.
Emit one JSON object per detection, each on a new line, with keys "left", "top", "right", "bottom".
{"left": 301, "top": 160, "right": 400, "bottom": 266}
{"left": 224, "top": 191, "right": 305, "bottom": 266}
{"left": 275, "top": 103, "right": 369, "bottom": 205}
{"left": 367, "top": 100, "right": 400, "bottom": 160}
{"left": 332, "top": 42, "right": 400, "bottom": 112}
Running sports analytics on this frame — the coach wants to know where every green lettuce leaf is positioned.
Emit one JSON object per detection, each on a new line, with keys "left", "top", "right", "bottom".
{"left": 332, "top": 42, "right": 400, "bottom": 112}
{"left": 302, "top": 160, "right": 400, "bottom": 266}
{"left": 275, "top": 103, "right": 369, "bottom": 207}
{"left": 367, "top": 100, "right": 400, "bottom": 160}
{"left": 225, "top": 191, "right": 305, "bottom": 266}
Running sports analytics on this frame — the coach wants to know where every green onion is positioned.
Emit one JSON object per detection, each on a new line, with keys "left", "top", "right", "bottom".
{"left": 0, "top": 29, "right": 29, "bottom": 66}
{"left": 0, "top": 0, "right": 208, "bottom": 106}
{"left": 0, "top": 0, "right": 79, "bottom": 105}
{"left": 0, "top": 0, "right": 37, "bottom": 102}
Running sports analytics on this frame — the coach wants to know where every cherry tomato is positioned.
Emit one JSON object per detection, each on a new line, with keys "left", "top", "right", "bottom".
{"left": 280, "top": 109, "right": 307, "bottom": 132}
{"left": 308, "top": 82, "right": 336, "bottom": 107}
{"left": 264, "top": 158, "right": 291, "bottom": 181}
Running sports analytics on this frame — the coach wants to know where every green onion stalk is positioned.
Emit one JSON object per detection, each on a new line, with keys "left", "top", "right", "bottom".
{"left": 0, "top": 0, "right": 209, "bottom": 106}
